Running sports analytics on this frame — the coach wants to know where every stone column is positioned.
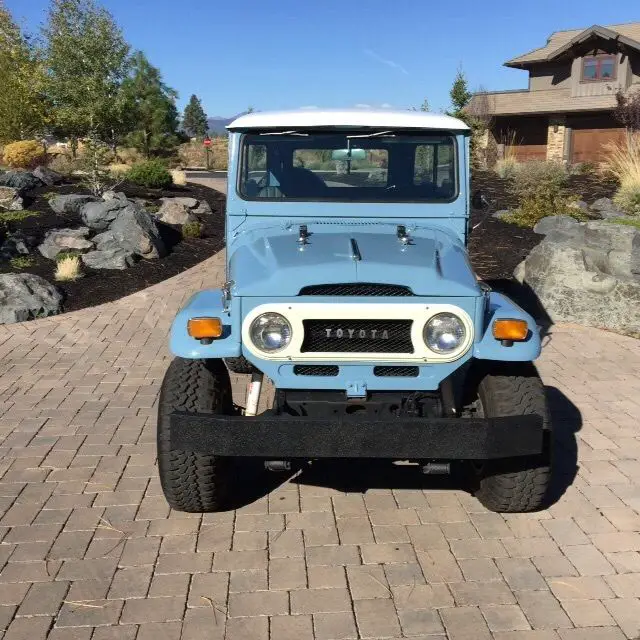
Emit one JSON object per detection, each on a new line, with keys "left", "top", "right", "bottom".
{"left": 546, "top": 116, "right": 567, "bottom": 162}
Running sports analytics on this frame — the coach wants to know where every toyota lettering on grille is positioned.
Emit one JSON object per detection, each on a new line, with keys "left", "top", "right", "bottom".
{"left": 324, "top": 328, "right": 389, "bottom": 340}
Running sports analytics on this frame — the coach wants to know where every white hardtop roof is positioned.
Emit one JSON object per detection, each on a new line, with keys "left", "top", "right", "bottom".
{"left": 227, "top": 108, "right": 469, "bottom": 132}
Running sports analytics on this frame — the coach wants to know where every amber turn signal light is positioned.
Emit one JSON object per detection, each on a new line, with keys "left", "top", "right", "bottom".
{"left": 492, "top": 319, "right": 528, "bottom": 341}
{"left": 187, "top": 317, "right": 223, "bottom": 339}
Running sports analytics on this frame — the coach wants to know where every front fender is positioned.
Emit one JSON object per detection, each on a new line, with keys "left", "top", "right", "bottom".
{"left": 169, "top": 289, "right": 241, "bottom": 359}
{"left": 473, "top": 292, "right": 541, "bottom": 362}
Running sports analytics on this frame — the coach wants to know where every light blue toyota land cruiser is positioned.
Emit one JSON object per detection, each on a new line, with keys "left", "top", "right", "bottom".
{"left": 157, "top": 109, "right": 552, "bottom": 513}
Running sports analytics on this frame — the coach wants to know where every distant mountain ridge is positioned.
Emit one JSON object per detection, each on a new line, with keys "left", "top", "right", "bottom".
{"left": 207, "top": 113, "right": 246, "bottom": 136}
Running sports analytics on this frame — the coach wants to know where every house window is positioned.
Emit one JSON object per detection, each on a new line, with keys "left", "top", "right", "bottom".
{"left": 581, "top": 54, "right": 616, "bottom": 81}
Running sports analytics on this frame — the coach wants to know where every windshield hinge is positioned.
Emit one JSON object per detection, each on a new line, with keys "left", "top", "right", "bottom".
{"left": 297, "top": 224, "right": 310, "bottom": 246}
{"left": 397, "top": 225, "right": 413, "bottom": 246}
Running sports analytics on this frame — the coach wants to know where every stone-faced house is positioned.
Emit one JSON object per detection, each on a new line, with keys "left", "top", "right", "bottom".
{"left": 471, "top": 23, "right": 640, "bottom": 164}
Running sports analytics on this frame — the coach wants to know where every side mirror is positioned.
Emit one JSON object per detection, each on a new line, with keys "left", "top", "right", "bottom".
{"left": 472, "top": 190, "right": 490, "bottom": 211}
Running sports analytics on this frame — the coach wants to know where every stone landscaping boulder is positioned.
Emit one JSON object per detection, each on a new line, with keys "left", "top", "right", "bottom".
{"left": 0, "top": 170, "right": 42, "bottom": 194}
{"left": 0, "top": 231, "right": 32, "bottom": 260}
{"left": 107, "top": 205, "right": 166, "bottom": 259}
{"left": 0, "top": 273, "right": 63, "bottom": 324}
{"left": 533, "top": 215, "right": 581, "bottom": 236}
{"left": 38, "top": 227, "right": 93, "bottom": 260}
{"left": 32, "top": 166, "right": 63, "bottom": 187}
{"left": 516, "top": 218, "right": 640, "bottom": 335}
{"left": 82, "top": 248, "right": 135, "bottom": 270}
{"left": 102, "top": 190, "right": 128, "bottom": 202}
{"left": 568, "top": 200, "right": 588, "bottom": 211}
{"left": 156, "top": 198, "right": 198, "bottom": 225}
{"left": 0, "top": 186, "right": 24, "bottom": 211}
{"left": 589, "top": 197, "right": 626, "bottom": 219}
{"left": 50, "top": 194, "right": 98, "bottom": 215}
{"left": 193, "top": 200, "right": 212, "bottom": 216}
{"left": 81, "top": 198, "right": 130, "bottom": 230}
{"left": 590, "top": 197, "right": 615, "bottom": 212}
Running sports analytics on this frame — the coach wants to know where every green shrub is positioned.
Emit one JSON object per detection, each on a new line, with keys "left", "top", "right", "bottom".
{"left": 0, "top": 210, "right": 39, "bottom": 224}
{"left": 9, "top": 256, "right": 35, "bottom": 269}
{"left": 494, "top": 157, "right": 519, "bottom": 179}
{"left": 2, "top": 140, "right": 46, "bottom": 169}
{"left": 55, "top": 250, "right": 81, "bottom": 262}
{"left": 613, "top": 184, "right": 640, "bottom": 216}
{"left": 48, "top": 154, "right": 81, "bottom": 176}
{"left": 126, "top": 160, "right": 173, "bottom": 189}
{"left": 182, "top": 221, "right": 203, "bottom": 238}
{"left": 570, "top": 161, "right": 597, "bottom": 176}
{"left": 501, "top": 161, "right": 578, "bottom": 228}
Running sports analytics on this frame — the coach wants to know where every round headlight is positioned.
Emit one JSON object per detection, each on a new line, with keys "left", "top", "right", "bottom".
{"left": 424, "top": 313, "right": 466, "bottom": 354}
{"left": 249, "top": 313, "right": 292, "bottom": 353}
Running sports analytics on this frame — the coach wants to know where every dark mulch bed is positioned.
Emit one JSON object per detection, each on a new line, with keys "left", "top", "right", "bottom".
{"left": 468, "top": 170, "right": 618, "bottom": 281}
{"left": 1, "top": 178, "right": 225, "bottom": 313}
{"left": 1, "top": 169, "right": 619, "bottom": 316}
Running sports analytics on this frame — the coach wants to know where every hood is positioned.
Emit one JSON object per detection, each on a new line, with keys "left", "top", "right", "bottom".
{"left": 228, "top": 222, "right": 480, "bottom": 297}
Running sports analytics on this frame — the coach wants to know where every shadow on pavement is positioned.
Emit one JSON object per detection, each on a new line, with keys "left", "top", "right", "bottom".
{"left": 221, "top": 387, "right": 581, "bottom": 513}
{"left": 545, "top": 385, "right": 581, "bottom": 506}
{"left": 230, "top": 385, "right": 581, "bottom": 513}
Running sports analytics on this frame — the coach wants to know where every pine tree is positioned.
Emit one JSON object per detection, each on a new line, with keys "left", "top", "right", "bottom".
{"left": 123, "top": 52, "right": 179, "bottom": 158}
{"left": 182, "top": 95, "right": 208, "bottom": 139}
{"left": 447, "top": 68, "right": 472, "bottom": 120}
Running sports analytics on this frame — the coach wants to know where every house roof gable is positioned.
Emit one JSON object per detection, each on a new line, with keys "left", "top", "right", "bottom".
{"left": 505, "top": 22, "right": 640, "bottom": 68}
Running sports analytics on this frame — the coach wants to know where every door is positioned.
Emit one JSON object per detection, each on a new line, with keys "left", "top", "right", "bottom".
{"left": 571, "top": 116, "right": 626, "bottom": 163}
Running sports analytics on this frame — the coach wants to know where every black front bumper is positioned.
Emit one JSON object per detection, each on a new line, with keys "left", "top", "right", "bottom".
{"left": 170, "top": 413, "right": 544, "bottom": 460}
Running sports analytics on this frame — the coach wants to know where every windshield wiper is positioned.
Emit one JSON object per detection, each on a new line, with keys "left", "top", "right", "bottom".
{"left": 347, "top": 130, "right": 396, "bottom": 139}
{"left": 260, "top": 130, "right": 309, "bottom": 136}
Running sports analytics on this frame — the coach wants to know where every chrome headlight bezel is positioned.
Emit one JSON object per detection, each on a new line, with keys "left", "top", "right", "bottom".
{"left": 423, "top": 312, "right": 467, "bottom": 354}
{"left": 249, "top": 312, "right": 293, "bottom": 353}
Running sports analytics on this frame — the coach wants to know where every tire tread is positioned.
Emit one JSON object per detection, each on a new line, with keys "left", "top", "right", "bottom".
{"left": 157, "top": 358, "right": 231, "bottom": 512}
{"left": 474, "top": 365, "right": 551, "bottom": 513}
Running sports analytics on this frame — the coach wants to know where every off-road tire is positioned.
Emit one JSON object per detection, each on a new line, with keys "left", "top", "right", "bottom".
{"left": 157, "top": 357, "right": 233, "bottom": 512}
{"left": 473, "top": 364, "right": 552, "bottom": 513}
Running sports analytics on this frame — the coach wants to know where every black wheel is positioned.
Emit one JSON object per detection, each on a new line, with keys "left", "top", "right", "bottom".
{"left": 157, "top": 357, "right": 233, "bottom": 512}
{"left": 472, "top": 364, "right": 552, "bottom": 513}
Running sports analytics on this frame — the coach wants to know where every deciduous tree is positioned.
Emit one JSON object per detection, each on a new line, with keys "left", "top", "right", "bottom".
{"left": 42, "top": 0, "right": 130, "bottom": 155}
{"left": 0, "top": 1, "right": 48, "bottom": 143}
{"left": 614, "top": 90, "right": 640, "bottom": 132}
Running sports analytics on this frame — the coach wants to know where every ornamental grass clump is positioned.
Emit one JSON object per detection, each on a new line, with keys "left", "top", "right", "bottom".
{"left": 55, "top": 255, "right": 82, "bottom": 281}
{"left": 502, "top": 161, "right": 585, "bottom": 228}
{"left": 602, "top": 133, "right": 640, "bottom": 216}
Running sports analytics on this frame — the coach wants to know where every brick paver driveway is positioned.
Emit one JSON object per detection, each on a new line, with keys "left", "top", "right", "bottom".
{"left": 1, "top": 248, "right": 640, "bottom": 639}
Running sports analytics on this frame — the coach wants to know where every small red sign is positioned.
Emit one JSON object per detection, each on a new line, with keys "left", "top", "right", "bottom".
{"left": 203, "top": 138, "right": 212, "bottom": 147}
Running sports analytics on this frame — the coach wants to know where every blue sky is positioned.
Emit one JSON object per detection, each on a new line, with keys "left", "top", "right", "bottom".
{"left": 5, "top": 0, "right": 639, "bottom": 117}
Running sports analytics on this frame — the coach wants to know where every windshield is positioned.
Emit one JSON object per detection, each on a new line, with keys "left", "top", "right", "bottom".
{"left": 238, "top": 132, "right": 457, "bottom": 202}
